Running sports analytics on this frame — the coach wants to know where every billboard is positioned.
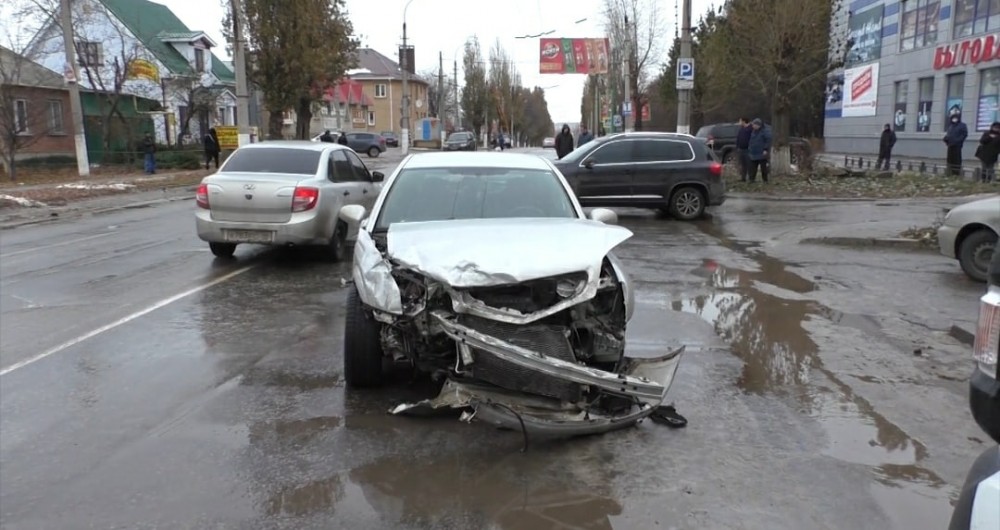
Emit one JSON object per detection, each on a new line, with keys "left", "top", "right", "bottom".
{"left": 539, "top": 38, "right": 610, "bottom": 74}
{"left": 215, "top": 126, "right": 239, "bottom": 150}
{"left": 842, "top": 63, "right": 879, "bottom": 117}
{"left": 845, "top": 6, "right": 884, "bottom": 67}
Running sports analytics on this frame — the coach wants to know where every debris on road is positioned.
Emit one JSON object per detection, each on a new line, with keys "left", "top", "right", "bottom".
{"left": 0, "top": 194, "right": 47, "bottom": 208}
{"left": 898, "top": 226, "right": 940, "bottom": 248}
{"left": 55, "top": 182, "right": 135, "bottom": 191}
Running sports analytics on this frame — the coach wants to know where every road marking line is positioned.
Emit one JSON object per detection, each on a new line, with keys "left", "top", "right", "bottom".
{"left": 0, "top": 265, "right": 255, "bottom": 377}
{"left": 0, "top": 232, "right": 116, "bottom": 258}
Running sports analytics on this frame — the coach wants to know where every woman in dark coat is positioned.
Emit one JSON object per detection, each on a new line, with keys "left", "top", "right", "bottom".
{"left": 203, "top": 128, "right": 221, "bottom": 170}
{"left": 975, "top": 121, "right": 1000, "bottom": 183}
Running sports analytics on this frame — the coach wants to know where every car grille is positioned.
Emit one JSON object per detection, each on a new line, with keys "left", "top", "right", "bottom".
{"left": 460, "top": 315, "right": 581, "bottom": 402}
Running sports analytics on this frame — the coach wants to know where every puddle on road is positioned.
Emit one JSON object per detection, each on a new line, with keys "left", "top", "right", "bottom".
{"left": 676, "top": 223, "right": 953, "bottom": 516}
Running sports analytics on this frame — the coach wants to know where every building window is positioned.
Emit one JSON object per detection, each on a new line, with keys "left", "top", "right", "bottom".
{"left": 13, "top": 99, "right": 28, "bottom": 133}
{"left": 76, "top": 41, "right": 101, "bottom": 67}
{"left": 194, "top": 48, "right": 205, "bottom": 72}
{"left": 900, "top": 1, "right": 940, "bottom": 52}
{"left": 367, "top": 110, "right": 375, "bottom": 126}
{"left": 954, "top": 0, "right": 1000, "bottom": 37}
{"left": 47, "top": 100, "right": 64, "bottom": 133}
{"left": 977, "top": 68, "right": 1000, "bottom": 130}
{"left": 218, "top": 107, "right": 226, "bottom": 125}
{"left": 894, "top": 81, "right": 908, "bottom": 131}
{"left": 946, "top": 73, "right": 965, "bottom": 129}
{"left": 375, "top": 84, "right": 387, "bottom": 98}
{"left": 917, "top": 77, "right": 934, "bottom": 132}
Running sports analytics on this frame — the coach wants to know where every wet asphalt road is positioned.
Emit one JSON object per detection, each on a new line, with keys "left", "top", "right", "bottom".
{"left": 0, "top": 148, "right": 991, "bottom": 529}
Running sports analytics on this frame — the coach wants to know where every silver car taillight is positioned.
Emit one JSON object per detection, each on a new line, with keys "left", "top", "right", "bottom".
{"left": 973, "top": 288, "right": 1000, "bottom": 377}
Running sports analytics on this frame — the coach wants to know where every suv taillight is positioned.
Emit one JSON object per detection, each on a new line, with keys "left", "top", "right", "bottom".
{"left": 974, "top": 288, "right": 1000, "bottom": 377}
{"left": 709, "top": 162, "right": 723, "bottom": 176}
{"left": 196, "top": 183, "right": 209, "bottom": 209}
{"left": 292, "top": 187, "right": 319, "bottom": 212}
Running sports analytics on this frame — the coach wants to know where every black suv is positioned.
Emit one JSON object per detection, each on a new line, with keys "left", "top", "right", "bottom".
{"left": 695, "top": 123, "right": 811, "bottom": 166}
{"left": 553, "top": 132, "right": 725, "bottom": 221}
{"left": 948, "top": 248, "right": 1000, "bottom": 529}
{"left": 444, "top": 131, "right": 476, "bottom": 151}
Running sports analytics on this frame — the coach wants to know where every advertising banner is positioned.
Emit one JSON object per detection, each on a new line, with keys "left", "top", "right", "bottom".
{"left": 842, "top": 63, "right": 879, "bottom": 117}
{"left": 978, "top": 95, "right": 998, "bottom": 130}
{"left": 918, "top": 101, "right": 932, "bottom": 132}
{"left": 894, "top": 102, "right": 907, "bottom": 131}
{"left": 825, "top": 72, "right": 844, "bottom": 115}
{"left": 215, "top": 126, "right": 239, "bottom": 150}
{"left": 945, "top": 97, "right": 963, "bottom": 130}
{"left": 845, "top": 6, "right": 885, "bottom": 67}
{"left": 126, "top": 59, "right": 160, "bottom": 83}
{"left": 539, "top": 38, "right": 611, "bottom": 74}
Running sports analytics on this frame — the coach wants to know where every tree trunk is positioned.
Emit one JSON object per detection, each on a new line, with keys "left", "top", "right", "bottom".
{"left": 296, "top": 98, "right": 312, "bottom": 140}
{"left": 2, "top": 152, "right": 14, "bottom": 182}
{"left": 268, "top": 111, "right": 284, "bottom": 139}
{"left": 770, "top": 95, "right": 794, "bottom": 175}
{"left": 632, "top": 93, "right": 643, "bottom": 131}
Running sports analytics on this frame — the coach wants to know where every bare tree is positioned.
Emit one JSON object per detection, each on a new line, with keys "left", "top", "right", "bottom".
{"left": 487, "top": 39, "right": 521, "bottom": 135}
{"left": 460, "top": 37, "right": 489, "bottom": 138}
{"left": 419, "top": 67, "right": 458, "bottom": 125}
{"left": 172, "top": 82, "right": 221, "bottom": 146}
{"left": 602, "top": 0, "right": 662, "bottom": 131}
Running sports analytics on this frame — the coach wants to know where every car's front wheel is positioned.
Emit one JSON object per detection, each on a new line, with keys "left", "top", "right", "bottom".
{"left": 669, "top": 186, "right": 706, "bottom": 221}
{"left": 344, "top": 287, "right": 385, "bottom": 387}
{"left": 959, "top": 228, "right": 997, "bottom": 282}
{"left": 325, "top": 221, "right": 348, "bottom": 263}
{"left": 209, "top": 242, "right": 236, "bottom": 258}
{"left": 368, "top": 146, "right": 380, "bottom": 158}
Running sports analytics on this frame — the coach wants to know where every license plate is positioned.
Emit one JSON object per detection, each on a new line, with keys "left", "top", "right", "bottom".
{"left": 224, "top": 229, "right": 274, "bottom": 243}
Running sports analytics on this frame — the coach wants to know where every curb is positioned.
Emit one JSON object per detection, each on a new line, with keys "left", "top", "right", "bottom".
{"left": 726, "top": 193, "right": 888, "bottom": 202}
{"left": 948, "top": 325, "right": 976, "bottom": 346}
{"left": 0, "top": 188, "right": 195, "bottom": 230}
{"left": 799, "top": 236, "right": 937, "bottom": 252}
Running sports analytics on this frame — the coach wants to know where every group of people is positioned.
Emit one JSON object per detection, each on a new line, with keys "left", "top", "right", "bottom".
{"left": 734, "top": 117, "right": 773, "bottom": 183}
{"left": 554, "top": 124, "right": 596, "bottom": 159}
{"left": 877, "top": 113, "right": 1000, "bottom": 182}
{"left": 319, "top": 129, "right": 350, "bottom": 146}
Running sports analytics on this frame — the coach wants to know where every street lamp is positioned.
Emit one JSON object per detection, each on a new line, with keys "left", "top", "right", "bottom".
{"left": 400, "top": 0, "right": 416, "bottom": 155}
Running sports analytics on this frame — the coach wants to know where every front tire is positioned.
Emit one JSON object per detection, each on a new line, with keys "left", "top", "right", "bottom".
{"left": 368, "top": 146, "right": 380, "bottom": 158}
{"left": 958, "top": 229, "right": 997, "bottom": 282}
{"left": 325, "top": 221, "right": 348, "bottom": 262}
{"left": 668, "top": 186, "right": 706, "bottom": 221}
{"left": 344, "top": 287, "right": 385, "bottom": 388}
{"left": 209, "top": 242, "right": 236, "bottom": 258}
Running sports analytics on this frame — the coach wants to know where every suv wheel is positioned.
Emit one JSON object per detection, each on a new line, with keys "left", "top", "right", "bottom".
{"left": 367, "top": 146, "right": 380, "bottom": 158}
{"left": 959, "top": 229, "right": 997, "bottom": 282}
{"left": 669, "top": 186, "right": 706, "bottom": 221}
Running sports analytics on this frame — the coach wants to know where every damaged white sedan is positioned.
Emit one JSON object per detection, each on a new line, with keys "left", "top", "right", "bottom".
{"left": 338, "top": 152, "right": 684, "bottom": 437}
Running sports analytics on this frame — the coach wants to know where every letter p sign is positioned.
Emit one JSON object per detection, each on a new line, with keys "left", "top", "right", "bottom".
{"left": 677, "top": 58, "right": 695, "bottom": 89}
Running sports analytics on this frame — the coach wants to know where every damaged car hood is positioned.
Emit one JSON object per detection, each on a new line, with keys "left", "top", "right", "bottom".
{"left": 386, "top": 218, "right": 633, "bottom": 287}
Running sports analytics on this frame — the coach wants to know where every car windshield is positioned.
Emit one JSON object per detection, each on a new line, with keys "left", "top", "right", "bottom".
{"left": 448, "top": 133, "right": 470, "bottom": 141}
{"left": 221, "top": 147, "right": 322, "bottom": 175}
{"left": 374, "top": 167, "right": 577, "bottom": 230}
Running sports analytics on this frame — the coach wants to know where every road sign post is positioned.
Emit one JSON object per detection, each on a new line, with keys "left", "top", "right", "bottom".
{"left": 677, "top": 58, "right": 695, "bottom": 90}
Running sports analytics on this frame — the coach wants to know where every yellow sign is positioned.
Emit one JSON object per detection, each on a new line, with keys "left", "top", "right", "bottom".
{"left": 126, "top": 59, "right": 160, "bottom": 83}
{"left": 215, "top": 126, "right": 239, "bottom": 150}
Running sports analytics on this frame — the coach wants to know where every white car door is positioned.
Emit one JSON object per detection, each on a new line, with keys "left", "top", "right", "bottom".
{"left": 345, "top": 150, "right": 378, "bottom": 210}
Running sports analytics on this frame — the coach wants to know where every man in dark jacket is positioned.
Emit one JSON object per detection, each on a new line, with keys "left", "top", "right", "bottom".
{"left": 319, "top": 129, "right": 335, "bottom": 143}
{"left": 577, "top": 125, "right": 594, "bottom": 147}
{"left": 735, "top": 117, "right": 753, "bottom": 181}
{"left": 877, "top": 124, "right": 896, "bottom": 171}
{"left": 747, "top": 118, "right": 772, "bottom": 183}
{"left": 975, "top": 121, "right": 1000, "bottom": 182}
{"left": 555, "top": 124, "right": 574, "bottom": 159}
{"left": 203, "top": 127, "right": 221, "bottom": 169}
{"left": 338, "top": 132, "right": 349, "bottom": 146}
{"left": 141, "top": 133, "right": 156, "bottom": 174}
{"left": 944, "top": 114, "right": 969, "bottom": 176}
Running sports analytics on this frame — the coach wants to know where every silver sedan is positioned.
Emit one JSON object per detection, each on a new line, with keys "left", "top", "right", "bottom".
{"left": 195, "top": 141, "right": 381, "bottom": 260}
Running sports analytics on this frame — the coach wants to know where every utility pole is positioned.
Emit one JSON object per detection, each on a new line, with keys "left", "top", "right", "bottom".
{"left": 59, "top": 0, "right": 89, "bottom": 176}
{"left": 230, "top": 0, "right": 251, "bottom": 145}
{"left": 677, "top": 0, "right": 693, "bottom": 134}
{"left": 438, "top": 51, "right": 444, "bottom": 147}
{"left": 622, "top": 15, "right": 632, "bottom": 133}
{"left": 453, "top": 60, "right": 458, "bottom": 133}
{"left": 400, "top": 23, "right": 410, "bottom": 155}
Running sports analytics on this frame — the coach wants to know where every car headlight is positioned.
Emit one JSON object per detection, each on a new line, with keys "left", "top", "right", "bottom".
{"left": 556, "top": 278, "right": 584, "bottom": 298}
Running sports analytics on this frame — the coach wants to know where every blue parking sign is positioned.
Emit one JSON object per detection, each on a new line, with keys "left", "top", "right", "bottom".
{"left": 677, "top": 58, "right": 694, "bottom": 89}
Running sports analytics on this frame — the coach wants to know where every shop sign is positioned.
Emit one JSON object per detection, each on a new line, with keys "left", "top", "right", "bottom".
{"left": 933, "top": 34, "right": 1000, "bottom": 70}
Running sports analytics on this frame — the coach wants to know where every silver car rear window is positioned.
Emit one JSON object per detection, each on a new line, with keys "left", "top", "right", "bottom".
{"left": 222, "top": 148, "right": 322, "bottom": 175}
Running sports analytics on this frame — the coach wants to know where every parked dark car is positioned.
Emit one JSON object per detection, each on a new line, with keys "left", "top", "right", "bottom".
{"left": 346, "top": 132, "right": 386, "bottom": 158}
{"left": 948, "top": 247, "right": 1000, "bottom": 529}
{"left": 695, "top": 122, "right": 812, "bottom": 167}
{"left": 381, "top": 131, "right": 399, "bottom": 147}
{"left": 444, "top": 131, "right": 476, "bottom": 151}
{"left": 552, "top": 132, "right": 725, "bottom": 221}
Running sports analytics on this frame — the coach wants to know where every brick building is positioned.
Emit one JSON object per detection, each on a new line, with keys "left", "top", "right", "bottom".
{"left": 0, "top": 46, "right": 74, "bottom": 165}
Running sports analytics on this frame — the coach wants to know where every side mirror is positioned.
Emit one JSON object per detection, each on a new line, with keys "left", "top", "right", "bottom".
{"left": 589, "top": 208, "right": 618, "bottom": 225}
{"left": 339, "top": 204, "right": 367, "bottom": 225}
{"left": 371, "top": 171, "right": 385, "bottom": 182}
{"left": 584, "top": 159, "right": 595, "bottom": 169}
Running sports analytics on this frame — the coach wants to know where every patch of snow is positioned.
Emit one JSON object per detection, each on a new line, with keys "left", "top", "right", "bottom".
{"left": 0, "top": 194, "right": 47, "bottom": 207}
{"left": 56, "top": 182, "right": 135, "bottom": 190}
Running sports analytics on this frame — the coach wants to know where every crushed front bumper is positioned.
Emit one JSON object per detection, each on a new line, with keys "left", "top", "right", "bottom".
{"left": 390, "top": 311, "right": 684, "bottom": 437}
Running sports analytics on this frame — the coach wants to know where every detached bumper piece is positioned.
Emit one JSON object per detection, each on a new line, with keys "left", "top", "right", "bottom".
{"left": 390, "top": 311, "right": 684, "bottom": 439}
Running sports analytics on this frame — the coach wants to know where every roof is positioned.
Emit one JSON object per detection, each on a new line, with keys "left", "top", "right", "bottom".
{"left": 0, "top": 46, "right": 64, "bottom": 88}
{"left": 402, "top": 152, "right": 553, "bottom": 171}
{"left": 323, "top": 79, "right": 373, "bottom": 106}
{"left": 239, "top": 140, "right": 352, "bottom": 152}
{"left": 98, "top": 0, "right": 234, "bottom": 82}
{"left": 350, "top": 48, "right": 429, "bottom": 85}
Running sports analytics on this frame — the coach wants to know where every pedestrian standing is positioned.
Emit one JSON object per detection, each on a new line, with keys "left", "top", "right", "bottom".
{"left": 578, "top": 125, "right": 594, "bottom": 147}
{"left": 943, "top": 113, "right": 968, "bottom": 176}
{"left": 747, "top": 118, "right": 772, "bottom": 183}
{"left": 337, "top": 132, "right": 349, "bottom": 146}
{"left": 877, "top": 123, "right": 897, "bottom": 171}
{"left": 555, "top": 124, "right": 574, "bottom": 159}
{"left": 203, "top": 127, "right": 221, "bottom": 169}
{"left": 735, "top": 117, "right": 752, "bottom": 181}
{"left": 141, "top": 133, "right": 156, "bottom": 174}
{"left": 319, "top": 129, "right": 335, "bottom": 143}
{"left": 975, "top": 121, "right": 1000, "bottom": 182}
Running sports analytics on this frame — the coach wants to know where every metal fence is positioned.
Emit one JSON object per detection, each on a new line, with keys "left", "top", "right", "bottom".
{"left": 841, "top": 155, "right": 984, "bottom": 181}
